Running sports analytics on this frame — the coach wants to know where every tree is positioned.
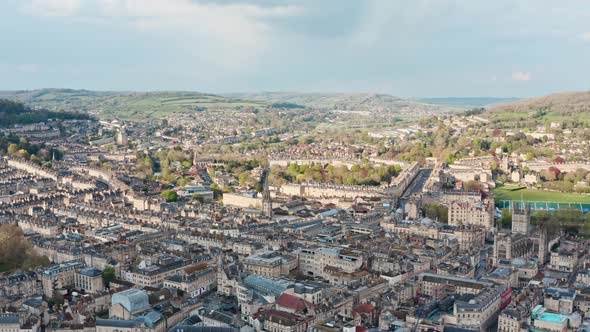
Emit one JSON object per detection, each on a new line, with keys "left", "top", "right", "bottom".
{"left": 238, "top": 172, "right": 252, "bottom": 186}
{"left": 161, "top": 189, "right": 178, "bottom": 202}
{"left": 192, "top": 194, "right": 204, "bottom": 203}
{"left": 422, "top": 204, "right": 448, "bottom": 223}
{"left": 181, "top": 160, "right": 192, "bottom": 168}
{"left": 472, "top": 138, "right": 483, "bottom": 151}
{"left": 7, "top": 143, "right": 18, "bottom": 156}
{"left": 102, "top": 266, "right": 116, "bottom": 286}
{"left": 22, "top": 255, "right": 49, "bottom": 270}
{"left": 255, "top": 182, "right": 263, "bottom": 193}
{"left": 0, "top": 224, "right": 49, "bottom": 272}
{"left": 177, "top": 178, "right": 189, "bottom": 187}
{"left": 136, "top": 154, "right": 154, "bottom": 178}
{"left": 16, "top": 149, "right": 29, "bottom": 159}
{"left": 464, "top": 180, "right": 482, "bottom": 192}
{"left": 500, "top": 209, "right": 512, "bottom": 228}
{"left": 548, "top": 166, "right": 561, "bottom": 179}
{"left": 50, "top": 292, "right": 65, "bottom": 308}
{"left": 210, "top": 183, "right": 223, "bottom": 200}
{"left": 444, "top": 152, "right": 456, "bottom": 165}
{"left": 525, "top": 152, "right": 535, "bottom": 161}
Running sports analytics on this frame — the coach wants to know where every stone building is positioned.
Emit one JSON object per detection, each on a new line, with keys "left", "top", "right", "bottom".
{"left": 216, "top": 258, "right": 240, "bottom": 297}
{"left": 297, "top": 247, "right": 363, "bottom": 280}
{"left": 511, "top": 206, "right": 530, "bottom": 235}
{"left": 163, "top": 267, "right": 216, "bottom": 298}
{"left": 41, "top": 261, "right": 85, "bottom": 298}
{"left": 448, "top": 199, "right": 494, "bottom": 229}
{"left": 74, "top": 268, "right": 104, "bottom": 294}
{"left": 243, "top": 250, "right": 297, "bottom": 278}
{"left": 381, "top": 218, "right": 485, "bottom": 251}
{"left": 492, "top": 206, "right": 550, "bottom": 265}
{"left": 446, "top": 285, "right": 510, "bottom": 331}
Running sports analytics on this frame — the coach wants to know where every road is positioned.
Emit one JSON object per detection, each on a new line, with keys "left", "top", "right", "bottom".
{"left": 476, "top": 247, "right": 490, "bottom": 279}
{"left": 399, "top": 168, "right": 432, "bottom": 209}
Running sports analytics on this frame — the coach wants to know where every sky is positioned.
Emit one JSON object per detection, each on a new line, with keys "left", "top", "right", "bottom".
{"left": 1, "top": 0, "right": 590, "bottom": 98}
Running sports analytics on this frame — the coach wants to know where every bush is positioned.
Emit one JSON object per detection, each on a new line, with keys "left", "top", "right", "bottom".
{"left": 161, "top": 190, "right": 178, "bottom": 202}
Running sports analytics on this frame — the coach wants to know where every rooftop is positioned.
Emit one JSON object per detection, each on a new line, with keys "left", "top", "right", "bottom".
{"left": 79, "top": 267, "right": 102, "bottom": 277}
{"left": 112, "top": 288, "right": 150, "bottom": 313}
{"left": 0, "top": 315, "right": 19, "bottom": 325}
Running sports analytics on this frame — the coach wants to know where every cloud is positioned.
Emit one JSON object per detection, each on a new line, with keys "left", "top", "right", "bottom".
{"left": 114, "top": 0, "right": 302, "bottom": 70}
{"left": 349, "top": 0, "right": 590, "bottom": 49}
{"left": 16, "top": 64, "right": 41, "bottom": 73}
{"left": 582, "top": 32, "right": 590, "bottom": 42}
{"left": 22, "top": 0, "right": 302, "bottom": 71}
{"left": 511, "top": 71, "right": 531, "bottom": 81}
{"left": 14, "top": 0, "right": 590, "bottom": 94}
{"left": 23, "top": 0, "right": 80, "bottom": 17}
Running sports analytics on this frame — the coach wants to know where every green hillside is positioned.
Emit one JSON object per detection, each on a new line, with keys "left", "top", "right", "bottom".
{"left": 418, "top": 97, "right": 520, "bottom": 107}
{"left": 487, "top": 91, "right": 590, "bottom": 126}
{"left": 0, "top": 89, "right": 469, "bottom": 122}
{"left": 0, "top": 98, "right": 91, "bottom": 126}
{"left": 0, "top": 89, "right": 268, "bottom": 121}
{"left": 225, "top": 92, "right": 468, "bottom": 118}
{"left": 229, "top": 92, "right": 407, "bottom": 109}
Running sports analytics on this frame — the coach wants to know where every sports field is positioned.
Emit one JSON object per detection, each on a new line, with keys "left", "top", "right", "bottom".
{"left": 493, "top": 185, "right": 590, "bottom": 204}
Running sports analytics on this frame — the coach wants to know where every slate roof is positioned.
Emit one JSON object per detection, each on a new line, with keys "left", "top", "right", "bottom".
{"left": 0, "top": 315, "right": 19, "bottom": 324}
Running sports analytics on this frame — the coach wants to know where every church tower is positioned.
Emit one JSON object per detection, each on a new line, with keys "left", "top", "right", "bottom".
{"left": 262, "top": 167, "right": 272, "bottom": 219}
{"left": 116, "top": 127, "right": 128, "bottom": 146}
{"left": 511, "top": 204, "right": 531, "bottom": 235}
{"left": 501, "top": 156, "right": 510, "bottom": 173}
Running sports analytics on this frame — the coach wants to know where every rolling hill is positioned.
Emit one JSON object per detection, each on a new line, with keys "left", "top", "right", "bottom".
{"left": 226, "top": 92, "right": 401, "bottom": 109}
{"left": 487, "top": 91, "right": 590, "bottom": 124}
{"left": 0, "top": 89, "right": 267, "bottom": 121}
{"left": 418, "top": 97, "right": 520, "bottom": 107}
{"left": 0, "top": 99, "right": 91, "bottom": 127}
{"left": 0, "top": 89, "right": 469, "bottom": 121}
{"left": 225, "top": 92, "right": 469, "bottom": 117}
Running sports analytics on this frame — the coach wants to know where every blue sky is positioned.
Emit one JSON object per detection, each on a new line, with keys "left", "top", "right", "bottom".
{"left": 1, "top": 0, "right": 589, "bottom": 97}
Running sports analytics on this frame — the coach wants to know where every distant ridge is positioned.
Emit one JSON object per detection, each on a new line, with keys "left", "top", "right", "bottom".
{"left": 489, "top": 91, "right": 590, "bottom": 114}
{"left": 486, "top": 90, "right": 590, "bottom": 124}
{"left": 0, "top": 89, "right": 470, "bottom": 120}
{"left": 417, "top": 97, "right": 520, "bottom": 106}
{"left": 224, "top": 92, "right": 402, "bottom": 109}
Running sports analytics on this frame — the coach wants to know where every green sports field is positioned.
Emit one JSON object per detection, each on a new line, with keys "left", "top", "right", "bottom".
{"left": 493, "top": 185, "right": 590, "bottom": 204}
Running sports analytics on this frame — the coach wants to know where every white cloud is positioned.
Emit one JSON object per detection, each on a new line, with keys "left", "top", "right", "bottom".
{"left": 23, "top": 0, "right": 80, "bottom": 17}
{"left": 582, "top": 32, "right": 590, "bottom": 42}
{"left": 16, "top": 64, "right": 41, "bottom": 73}
{"left": 511, "top": 71, "right": 531, "bottom": 81}
{"left": 23, "top": 0, "right": 302, "bottom": 71}
{"left": 350, "top": 0, "right": 590, "bottom": 48}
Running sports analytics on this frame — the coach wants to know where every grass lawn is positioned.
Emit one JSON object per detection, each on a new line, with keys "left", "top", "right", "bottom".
{"left": 493, "top": 185, "right": 590, "bottom": 203}
{"left": 489, "top": 111, "right": 529, "bottom": 120}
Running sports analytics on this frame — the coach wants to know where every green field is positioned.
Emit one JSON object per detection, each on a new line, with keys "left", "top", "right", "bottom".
{"left": 493, "top": 185, "right": 590, "bottom": 203}
{"left": 489, "top": 111, "right": 529, "bottom": 121}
